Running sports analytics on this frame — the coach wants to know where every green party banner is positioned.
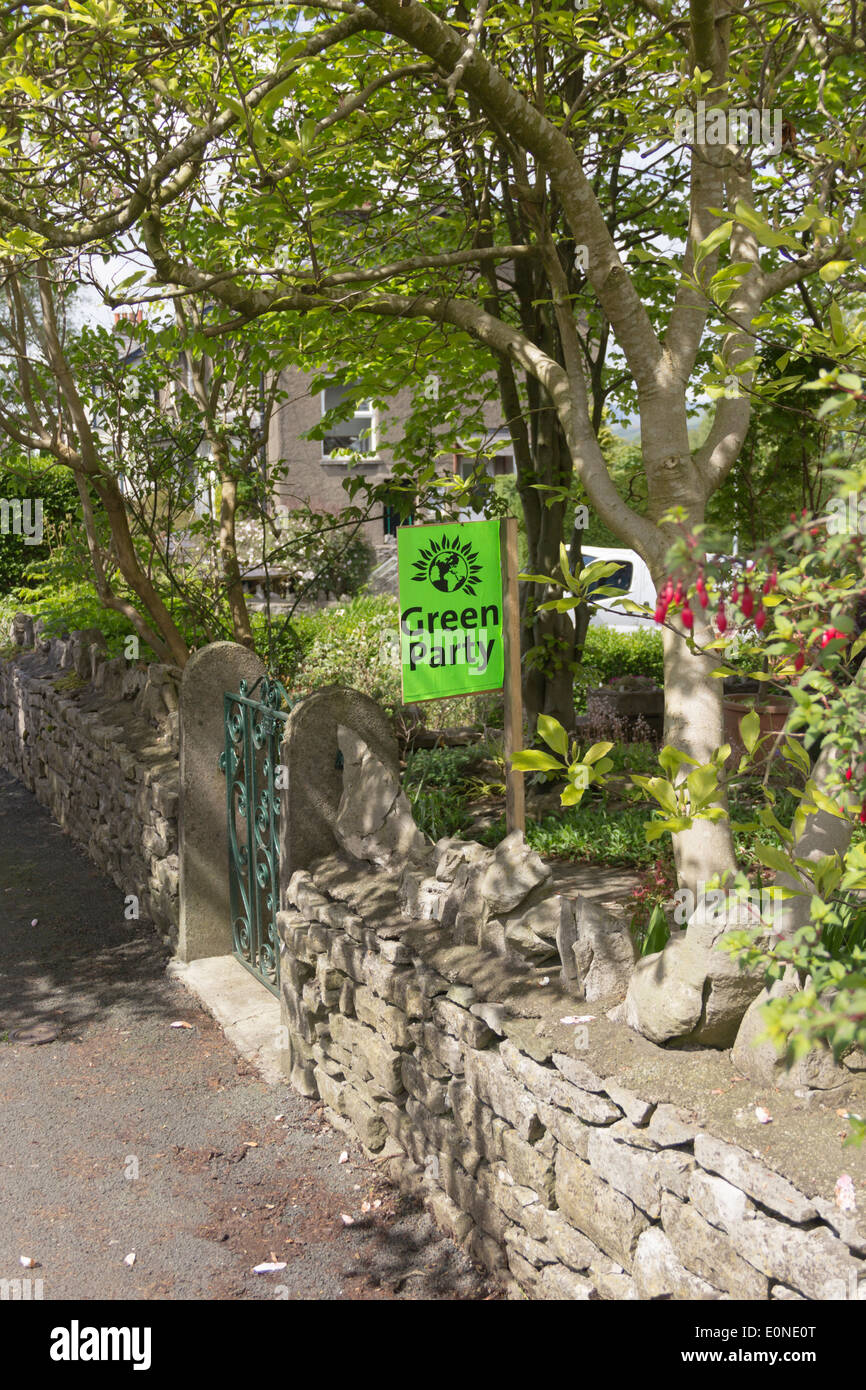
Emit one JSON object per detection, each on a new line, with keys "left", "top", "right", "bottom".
{"left": 397, "top": 520, "right": 504, "bottom": 702}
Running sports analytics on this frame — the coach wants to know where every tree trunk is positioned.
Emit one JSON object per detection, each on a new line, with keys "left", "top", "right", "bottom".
{"left": 516, "top": 397, "right": 580, "bottom": 733}
{"left": 213, "top": 445, "right": 255, "bottom": 650}
{"left": 94, "top": 474, "right": 191, "bottom": 668}
{"left": 660, "top": 597, "right": 738, "bottom": 900}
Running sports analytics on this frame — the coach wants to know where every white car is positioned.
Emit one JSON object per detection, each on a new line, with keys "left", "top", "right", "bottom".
{"left": 578, "top": 546, "right": 658, "bottom": 631}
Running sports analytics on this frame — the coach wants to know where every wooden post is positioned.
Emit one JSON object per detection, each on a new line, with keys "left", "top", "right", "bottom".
{"left": 501, "top": 516, "right": 525, "bottom": 834}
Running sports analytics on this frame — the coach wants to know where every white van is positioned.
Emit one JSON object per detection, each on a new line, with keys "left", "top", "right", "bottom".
{"left": 578, "top": 546, "right": 657, "bottom": 631}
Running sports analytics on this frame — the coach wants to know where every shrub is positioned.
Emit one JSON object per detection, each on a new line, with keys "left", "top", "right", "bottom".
{"left": 403, "top": 745, "right": 485, "bottom": 790}
{"left": 236, "top": 511, "right": 375, "bottom": 601}
{"left": 0, "top": 457, "right": 81, "bottom": 598}
{"left": 270, "top": 595, "right": 401, "bottom": 704}
{"left": 575, "top": 627, "right": 663, "bottom": 709}
{"left": 270, "top": 595, "right": 503, "bottom": 728}
{"left": 408, "top": 786, "right": 472, "bottom": 840}
{"left": 604, "top": 673, "right": 661, "bottom": 691}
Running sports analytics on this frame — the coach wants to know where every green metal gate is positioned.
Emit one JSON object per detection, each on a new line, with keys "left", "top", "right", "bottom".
{"left": 219, "top": 675, "right": 300, "bottom": 996}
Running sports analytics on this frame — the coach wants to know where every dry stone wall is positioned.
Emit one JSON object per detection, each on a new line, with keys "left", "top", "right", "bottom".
{"left": 0, "top": 618, "right": 180, "bottom": 940}
{"left": 278, "top": 848, "right": 866, "bottom": 1300}
{"left": 277, "top": 723, "right": 866, "bottom": 1302}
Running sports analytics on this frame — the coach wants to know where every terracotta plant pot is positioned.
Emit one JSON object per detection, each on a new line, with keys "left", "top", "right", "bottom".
{"left": 723, "top": 693, "right": 796, "bottom": 766}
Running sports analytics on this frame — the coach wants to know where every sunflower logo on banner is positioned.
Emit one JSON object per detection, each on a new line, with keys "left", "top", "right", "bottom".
{"left": 411, "top": 534, "right": 483, "bottom": 596}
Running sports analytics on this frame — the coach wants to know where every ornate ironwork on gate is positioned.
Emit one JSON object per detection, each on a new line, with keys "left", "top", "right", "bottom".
{"left": 219, "top": 675, "right": 301, "bottom": 995}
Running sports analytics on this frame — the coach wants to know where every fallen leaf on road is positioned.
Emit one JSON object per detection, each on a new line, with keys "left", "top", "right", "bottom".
{"left": 339, "top": 1213, "right": 355, "bottom": 1226}
{"left": 124, "top": 1252, "right": 136, "bottom": 1267}
{"left": 253, "top": 1262, "right": 287, "bottom": 1274}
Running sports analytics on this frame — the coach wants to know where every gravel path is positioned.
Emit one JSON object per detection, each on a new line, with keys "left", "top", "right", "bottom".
{"left": 0, "top": 769, "right": 498, "bottom": 1301}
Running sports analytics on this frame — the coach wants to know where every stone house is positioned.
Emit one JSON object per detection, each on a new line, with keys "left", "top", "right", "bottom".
{"left": 265, "top": 365, "right": 516, "bottom": 556}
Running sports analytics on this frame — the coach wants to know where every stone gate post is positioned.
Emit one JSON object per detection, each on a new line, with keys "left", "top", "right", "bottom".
{"left": 177, "top": 641, "right": 265, "bottom": 961}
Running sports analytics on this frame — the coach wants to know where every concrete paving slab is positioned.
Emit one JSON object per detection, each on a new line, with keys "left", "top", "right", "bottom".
{"left": 168, "top": 955, "right": 283, "bottom": 1083}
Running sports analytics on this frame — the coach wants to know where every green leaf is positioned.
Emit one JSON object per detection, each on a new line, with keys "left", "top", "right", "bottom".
{"left": 810, "top": 785, "right": 849, "bottom": 820}
{"left": 695, "top": 220, "right": 733, "bottom": 263}
{"left": 510, "top": 751, "right": 563, "bottom": 773}
{"left": 658, "top": 745, "right": 700, "bottom": 777}
{"left": 754, "top": 843, "right": 797, "bottom": 878}
{"left": 686, "top": 764, "right": 718, "bottom": 806}
{"left": 781, "top": 738, "right": 811, "bottom": 776}
{"left": 645, "top": 777, "right": 679, "bottom": 815}
{"left": 559, "top": 783, "right": 585, "bottom": 807}
{"left": 818, "top": 260, "right": 850, "bottom": 284}
{"left": 740, "top": 709, "right": 760, "bottom": 755}
{"left": 583, "top": 741, "right": 614, "bottom": 765}
{"left": 537, "top": 715, "right": 569, "bottom": 757}
{"left": 642, "top": 903, "right": 671, "bottom": 956}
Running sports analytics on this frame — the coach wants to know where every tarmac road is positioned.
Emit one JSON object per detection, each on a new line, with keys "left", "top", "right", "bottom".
{"left": 0, "top": 769, "right": 497, "bottom": 1301}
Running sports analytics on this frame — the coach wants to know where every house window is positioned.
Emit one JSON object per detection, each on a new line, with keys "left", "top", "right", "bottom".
{"left": 383, "top": 505, "right": 412, "bottom": 536}
{"left": 457, "top": 454, "right": 515, "bottom": 479}
{"left": 321, "top": 384, "right": 376, "bottom": 459}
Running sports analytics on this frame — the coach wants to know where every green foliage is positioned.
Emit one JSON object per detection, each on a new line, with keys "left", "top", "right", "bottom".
{"left": 403, "top": 745, "right": 485, "bottom": 791}
{"left": 237, "top": 511, "right": 376, "bottom": 603}
{"left": 0, "top": 456, "right": 80, "bottom": 597}
{"left": 0, "top": 579, "right": 130, "bottom": 653}
{"left": 271, "top": 595, "right": 401, "bottom": 704}
{"left": 401, "top": 743, "right": 491, "bottom": 841}
{"left": 575, "top": 627, "right": 664, "bottom": 707}
{"left": 478, "top": 804, "right": 667, "bottom": 867}
{"left": 271, "top": 594, "right": 502, "bottom": 728}
{"left": 527, "top": 459, "right": 866, "bottom": 1102}
{"left": 622, "top": 856, "right": 679, "bottom": 956}
{"left": 641, "top": 904, "right": 672, "bottom": 957}
{"left": 407, "top": 785, "right": 472, "bottom": 841}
